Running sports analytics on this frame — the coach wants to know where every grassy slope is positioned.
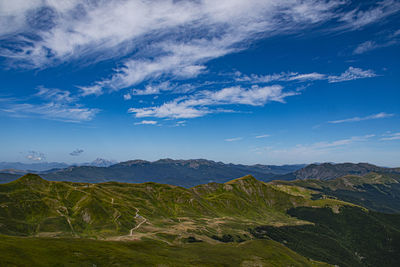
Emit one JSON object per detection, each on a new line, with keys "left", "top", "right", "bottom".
{"left": 0, "top": 174, "right": 351, "bottom": 241}
{"left": 4, "top": 173, "right": 399, "bottom": 266}
{"left": 251, "top": 206, "right": 400, "bottom": 267}
{"left": 271, "top": 172, "right": 400, "bottom": 213}
{"left": 0, "top": 235, "right": 330, "bottom": 267}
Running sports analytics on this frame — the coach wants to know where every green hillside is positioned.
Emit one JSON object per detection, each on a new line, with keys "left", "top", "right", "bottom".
{"left": 0, "top": 174, "right": 350, "bottom": 241}
{"left": 272, "top": 172, "right": 400, "bottom": 213}
{"left": 0, "top": 235, "right": 330, "bottom": 267}
{"left": 251, "top": 206, "right": 400, "bottom": 267}
{"left": 1, "top": 174, "right": 400, "bottom": 266}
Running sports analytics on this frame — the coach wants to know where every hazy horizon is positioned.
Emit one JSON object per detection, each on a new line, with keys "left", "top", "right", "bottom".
{"left": 1, "top": 157, "right": 399, "bottom": 169}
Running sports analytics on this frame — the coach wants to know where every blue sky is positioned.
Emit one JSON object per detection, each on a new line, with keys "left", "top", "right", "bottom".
{"left": 1, "top": 0, "right": 400, "bottom": 166}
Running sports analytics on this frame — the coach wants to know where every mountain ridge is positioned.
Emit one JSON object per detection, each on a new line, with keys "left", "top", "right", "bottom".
{"left": 275, "top": 162, "right": 400, "bottom": 180}
{"left": 0, "top": 159, "right": 305, "bottom": 187}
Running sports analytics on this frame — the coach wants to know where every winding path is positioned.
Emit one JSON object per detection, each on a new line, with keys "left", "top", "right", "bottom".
{"left": 129, "top": 208, "right": 147, "bottom": 236}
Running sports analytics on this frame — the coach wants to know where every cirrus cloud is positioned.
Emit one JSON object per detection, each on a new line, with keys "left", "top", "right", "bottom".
{"left": 0, "top": 0, "right": 396, "bottom": 95}
{"left": 128, "top": 85, "right": 297, "bottom": 119}
{"left": 329, "top": 112, "right": 394, "bottom": 124}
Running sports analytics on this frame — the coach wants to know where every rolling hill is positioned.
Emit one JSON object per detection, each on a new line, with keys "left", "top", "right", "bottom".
{"left": 1, "top": 174, "right": 400, "bottom": 266}
{"left": 273, "top": 172, "right": 400, "bottom": 213}
{"left": 275, "top": 162, "right": 400, "bottom": 180}
{"left": 0, "top": 173, "right": 343, "bottom": 239}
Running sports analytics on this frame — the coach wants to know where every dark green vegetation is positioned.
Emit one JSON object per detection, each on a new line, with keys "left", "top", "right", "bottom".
{"left": 0, "top": 174, "right": 347, "bottom": 239}
{"left": 274, "top": 172, "right": 400, "bottom": 213}
{"left": 1, "top": 159, "right": 305, "bottom": 187}
{"left": 276, "top": 162, "right": 400, "bottom": 180}
{"left": 252, "top": 206, "right": 400, "bottom": 267}
{"left": 0, "top": 235, "right": 329, "bottom": 266}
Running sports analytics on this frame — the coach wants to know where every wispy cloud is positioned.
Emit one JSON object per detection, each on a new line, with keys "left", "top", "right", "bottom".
{"left": 381, "top": 132, "right": 400, "bottom": 141}
{"left": 70, "top": 149, "right": 84, "bottom": 156}
{"left": 255, "top": 134, "right": 270, "bottom": 139}
{"left": 353, "top": 28, "right": 400, "bottom": 55}
{"left": 78, "top": 85, "right": 103, "bottom": 97}
{"left": 327, "top": 67, "right": 377, "bottom": 83}
{"left": 123, "top": 82, "right": 196, "bottom": 100}
{"left": 134, "top": 120, "right": 158, "bottom": 125}
{"left": 235, "top": 67, "right": 376, "bottom": 84}
{"left": 174, "top": 121, "right": 186, "bottom": 127}
{"left": 225, "top": 137, "right": 242, "bottom": 142}
{"left": 353, "top": 41, "right": 378, "bottom": 54}
{"left": 329, "top": 112, "right": 394, "bottom": 124}
{"left": 0, "top": 87, "right": 99, "bottom": 122}
{"left": 338, "top": 0, "right": 400, "bottom": 30}
{"left": 1, "top": 102, "right": 99, "bottom": 122}
{"left": 312, "top": 134, "right": 375, "bottom": 149}
{"left": 26, "top": 151, "right": 45, "bottom": 161}
{"left": 35, "top": 86, "right": 76, "bottom": 103}
{"left": 0, "top": 1, "right": 395, "bottom": 94}
{"left": 128, "top": 85, "right": 297, "bottom": 119}
{"left": 268, "top": 134, "right": 375, "bottom": 157}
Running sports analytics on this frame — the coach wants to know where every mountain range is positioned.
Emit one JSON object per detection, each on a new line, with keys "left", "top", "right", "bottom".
{"left": 0, "top": 159, "right": 305, "bottom": 187}
{"left": 2, "top": 159, "right": 400, "bottom": 188}
{"left": 0, "top": 158, "right": 117, "bottom": 172}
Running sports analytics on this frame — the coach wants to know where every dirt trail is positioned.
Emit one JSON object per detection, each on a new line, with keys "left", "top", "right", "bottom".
{"left": 56, "top": 207, "right": 75, "bottom": 235}
{"left": 129, "top": 207, "right": 147, "bottom": 236}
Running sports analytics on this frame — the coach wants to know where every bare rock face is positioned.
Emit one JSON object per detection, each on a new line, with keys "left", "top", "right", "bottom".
{"left": 82, "top": 210, "right": 91, "bottom": 224}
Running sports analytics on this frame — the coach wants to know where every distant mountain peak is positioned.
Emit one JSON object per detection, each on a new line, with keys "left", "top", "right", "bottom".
{"left": 116, "top": 159, "right": 151, "bottom": 166}
{"left": 16, "top": 173, "right": 49, "bottom": 187}
{"left": 225, "top": 175, "right": 259, "bottom": 185}
{"left": 89, "top": 158, "right": 117, "bottom": 167}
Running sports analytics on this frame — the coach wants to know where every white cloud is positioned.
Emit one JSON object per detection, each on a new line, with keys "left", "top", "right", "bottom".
{"left": 329, "top": 112, "right": 394, "bottom": 124}
{"left": 288, "top": 73, "right": 327, "bottom": 81}
{"left": 0, "top": 87, "right": 99, "bottom": 122}
{"left": 78, "top": 85, "right": 103, "bottom": 97}
{"left": 327, "top": 67, "right": 376, "bottom": 83}
{"left": 255, "top": 134, "right": 270, "bottom": 139}
{"left": 381, "top": 132, "right": 400, "bottom": 141}
{"left": 128, "top": 85, "right": 297, "bottom": 119}
{"left": 353, "top": 35, "right": 400, "bottom": 54}
{"left": 131, "top": 81, "right": 174, "bottom": 96}
{"left": 1, "top": 1, "right": 395, "bottom": 94}
{"left": 1, "top": 102, "right": 99, "bottom": 122}
{"left": 338, "top": 0, "right": 400, "bottom": 29}
{"left": 35, "top": 86, "right": 76, "bottom": 103}
{"left": 235, "top": 67, "right": 376, "bottom": 84}
{"left": 353, "top": 41, "right": 378, "bottom": 54}
{"left": 225, "top": 137, "right": 242, "bottom": 142}
{"left": 123, "top": 93, "right": 132, "bottom": 100}
{"left": 0, "top": 1, "right": 342, "bottom": 67}
{"left": 134, "top": 120, "right": 158, "bottom": 125}
{"left": 26, "top": 150, "right": 45, "bottom": 161}
{"left": 129, "top": 102, "right": 210, "bottom": 119}
{"left": 175, "top": 121, "right": 186, "bottom": 127}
